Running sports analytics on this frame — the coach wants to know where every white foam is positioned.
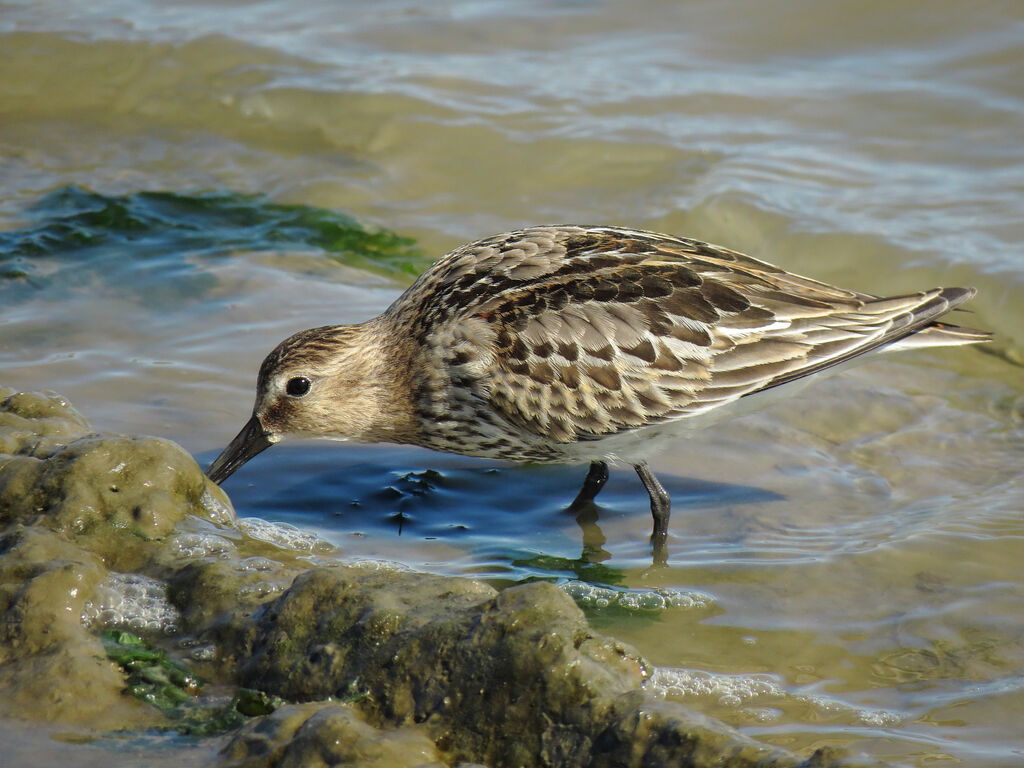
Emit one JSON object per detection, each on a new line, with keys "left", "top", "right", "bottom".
{"left": 648, "top": 666, "right": 902, "bottom": 726}
{"left": 200, "top": 488, "right": 236, "bottom": 525}
{"left": 169, "top": 531, "right": 236, "bottom": 559}
{"left": 339, "top": 557, "right": 414, "bottom": 573}
{"left": 82, "top": 572, "right": 180, "bottom": 634}
{"left": 561, "top": 581, "right": 714, "bottom": 611}
{"left": 648, "top": 667, "right": 783, "bottom": 705}
{"left": 236, "top": 581, "right": 286, "bottom": 599}
{"left": 235, "top": 556, "right": 280, "bottom": 572}
{"left": 238, "top": 517, "right": 335, "bottom": 553}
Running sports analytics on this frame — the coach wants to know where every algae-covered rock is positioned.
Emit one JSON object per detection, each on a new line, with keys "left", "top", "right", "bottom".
{"left": 0, "top": 525, "right": 160, "bottom": 728}
{"left": 0, "top": 387, "right": 231, "bottom": 726}
{"left": 166, "top": 556, "right": 308, "bottom": 632}
{"left": 0, "top": 388, "right": 92, "bottom": 456}
{"left": 212, "top": 570, "right": 872, "bottom": 768}
{"left": 0, "top": 387, "right": 881, "bottom": 767}
{"left": 0, "top": 388, "right": 233, "bottom": 569}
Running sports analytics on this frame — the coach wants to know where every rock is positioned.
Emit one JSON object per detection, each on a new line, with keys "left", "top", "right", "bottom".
{"left": 220, "top": 702, "right": 443, "bottom": 768}
{"left": 0, "top": 525, "right": 158, "bottom": 728}
{"left": 0, "top": 388, "right": 882, "bottom": 767}
{"left": 0, "top": 387, "right": 230, "bottom": 726}
{"left": 210, "top": 569, "right": 874, "bottom": 768}
{"left": 0, "top": 388, "right": 91, "bottom": 457}
{"left": 0, "top": 388, "right": 234, "bottom": 569}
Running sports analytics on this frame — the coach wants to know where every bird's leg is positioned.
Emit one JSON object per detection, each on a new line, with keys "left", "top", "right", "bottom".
{"left": 634, "top": 462, "right": 670, "bottom": 566}
{"left": 568, "top": 461, "right": 609, "bottom": 511}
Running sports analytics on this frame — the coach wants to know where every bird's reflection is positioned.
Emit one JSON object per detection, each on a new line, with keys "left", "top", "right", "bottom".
{"left": 569, "top": 499, "right": 612, "bottom": 564}
{"left": 568, "top": 498, "right": 670, "bottom": 568}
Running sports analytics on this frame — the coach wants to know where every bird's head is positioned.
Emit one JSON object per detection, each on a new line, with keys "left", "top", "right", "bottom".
{"left": 206, "top": 322, "right": 407, "bottom": 484}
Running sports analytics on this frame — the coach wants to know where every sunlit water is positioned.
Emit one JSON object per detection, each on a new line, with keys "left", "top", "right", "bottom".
{"left": 1, "top": 1, "right": 1023, "bottom": 765}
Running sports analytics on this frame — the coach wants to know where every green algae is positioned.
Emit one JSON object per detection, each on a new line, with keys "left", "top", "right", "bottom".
{"left": 0, "top": 186, "right": 428, "bottom": 305}
{"left": 103, "top": 629, "right": 201, "bottom": 710}
{"left": 102, "top": 629, "right": 288, "bottom": 737}
{"left": 174, "top": 690, "right": 285, "bottom": 738}
{"left": 511, "top": 552, "right": 626, "bottom": 586}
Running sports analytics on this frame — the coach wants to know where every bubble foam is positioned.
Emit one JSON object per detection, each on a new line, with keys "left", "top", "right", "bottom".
{"left": 237, "top": 581, "right": 286, "bottom": 600}
{"left": 200, "top": 488, "right": 236, "bottom": 525}
{"left": 648, "top": 667, "right": 902, "bottom": 726}
{"left": 340, "top": 557, "right": 414, "bottom": 573}
{"left": 187, "top": 643, "right": 217, "bottom": 662}
{"left": 235, "top": 556, "right": 280, "bottom": 572}
{"left": 561, "top": 581, "right": 714, "bottom": 611}
{"left": 82, "top": 572, "right": 180, "bottom": 634}
{"left": 238, "top": 517, "right": 335, "bottom": 553}
{"left": 648, "top": 667, "right": 783, "bottom": 705}
{"left": 169, "top": 531, "right": 236, "bottom": 559}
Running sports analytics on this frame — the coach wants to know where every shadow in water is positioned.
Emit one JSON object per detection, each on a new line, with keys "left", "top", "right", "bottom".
{"left": 202, "top": 442, "right": 782, "bottom": 579}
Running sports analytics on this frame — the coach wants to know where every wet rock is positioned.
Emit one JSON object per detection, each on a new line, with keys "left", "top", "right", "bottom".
{"left": 212, "top": 570, "right": 876, "bottom": 767}
{"left": 0, "top": 387, "right": 882, "bottom": 767}
{"left": 220, "top": 702, "right": 443, "bottom": 768}
{"left": 0, "top": 388, "right": 91, "bottom": 457}
{"left": 0, "top": 389, "right": 233, "bottom": 569}
{"left": 0, "top": 525, "right": 159, "bottom": 728}
{"left": 0, "top": 387, "right": 229, "bottom": 726}
{"left": 166, "top": 556, "right": 307, "bottom": 632}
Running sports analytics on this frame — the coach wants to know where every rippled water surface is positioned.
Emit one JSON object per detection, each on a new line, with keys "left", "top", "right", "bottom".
{"left": 2, "top": 1, "right": 1023, "bottom": 765}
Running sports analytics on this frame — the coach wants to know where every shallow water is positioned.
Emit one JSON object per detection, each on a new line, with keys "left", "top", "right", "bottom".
{"left": 2, "top": 1, "right": 1023, "bottom": 765}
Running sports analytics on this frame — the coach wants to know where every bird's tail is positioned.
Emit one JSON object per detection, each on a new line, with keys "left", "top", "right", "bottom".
{"left": 883, "top": 287, "right": 991, "bottom": 351}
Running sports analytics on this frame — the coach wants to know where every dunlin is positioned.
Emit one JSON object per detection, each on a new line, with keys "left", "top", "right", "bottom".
{"left": 207, "top": 226, "right": 989, "bottom": 563}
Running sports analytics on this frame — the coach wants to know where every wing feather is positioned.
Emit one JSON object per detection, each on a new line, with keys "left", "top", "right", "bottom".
{"left": 407, "top": 226, "right": 988, "bottom": 446}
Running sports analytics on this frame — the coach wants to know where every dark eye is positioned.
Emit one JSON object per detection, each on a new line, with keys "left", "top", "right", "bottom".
{"left": 286, "top": 377, "right": 311, "bottom": 397}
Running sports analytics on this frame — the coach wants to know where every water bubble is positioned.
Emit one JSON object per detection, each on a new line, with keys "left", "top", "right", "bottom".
{"left": 170, "top": 531, "right": 236, "bottom": 559}
{"left": 189, "top": 644, "right": 217, "bottom": 662}
{"left": 81, "top": 572, "right": 180, "bottom": 634}
{"left": 560, "top": 581, "right": 714, "bottom": 612}
{"left": 647, "top": 666, "right": 902, "bottom": 726}
{"left": 235, "top": 556, "right": 279, "bottom": 572}
{"left": 199, "top": 487, "right": 235, "bottom": 525}
{"left": 237, "top": 581, "right": 285, "bottom": 599}
{"left": 340, "top": 557, "right": 414, "bottom": 573}
{"left": 239, "top": 517, "right": 335, "bottom": 553}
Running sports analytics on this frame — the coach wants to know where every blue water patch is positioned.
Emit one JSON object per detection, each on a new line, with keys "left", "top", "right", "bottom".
{"left": 201, "top": 441, "right": 780, "bottom": 583}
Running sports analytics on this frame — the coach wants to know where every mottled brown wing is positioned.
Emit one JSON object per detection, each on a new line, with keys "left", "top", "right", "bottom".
{"left": 401, "top": 226, "right": 976, "bottom": 444}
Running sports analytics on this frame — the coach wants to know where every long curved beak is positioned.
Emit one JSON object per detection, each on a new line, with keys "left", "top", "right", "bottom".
{"left": 206, "top": 415, "right": 274, "bottom": 484}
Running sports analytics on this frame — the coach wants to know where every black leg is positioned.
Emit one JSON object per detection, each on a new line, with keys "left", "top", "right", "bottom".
{"left": 568, "top": 461, "right": 609, "bottom": 511}
{"left": 634, "top": 462, "right": 670, "bottom": 566}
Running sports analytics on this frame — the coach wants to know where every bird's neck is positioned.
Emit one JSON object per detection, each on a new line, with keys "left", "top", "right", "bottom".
{"left": 342, "top": 318, "right": 421, "bottom": 446}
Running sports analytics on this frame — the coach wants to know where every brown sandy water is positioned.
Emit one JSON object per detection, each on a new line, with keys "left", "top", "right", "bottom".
{"left": 1, "top": 1, "right": 1022, "bottom": 765}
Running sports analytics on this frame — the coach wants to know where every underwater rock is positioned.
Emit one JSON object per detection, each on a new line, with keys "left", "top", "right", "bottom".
{"left": 0, "top": 387, "right": 881, "bottom": 767}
